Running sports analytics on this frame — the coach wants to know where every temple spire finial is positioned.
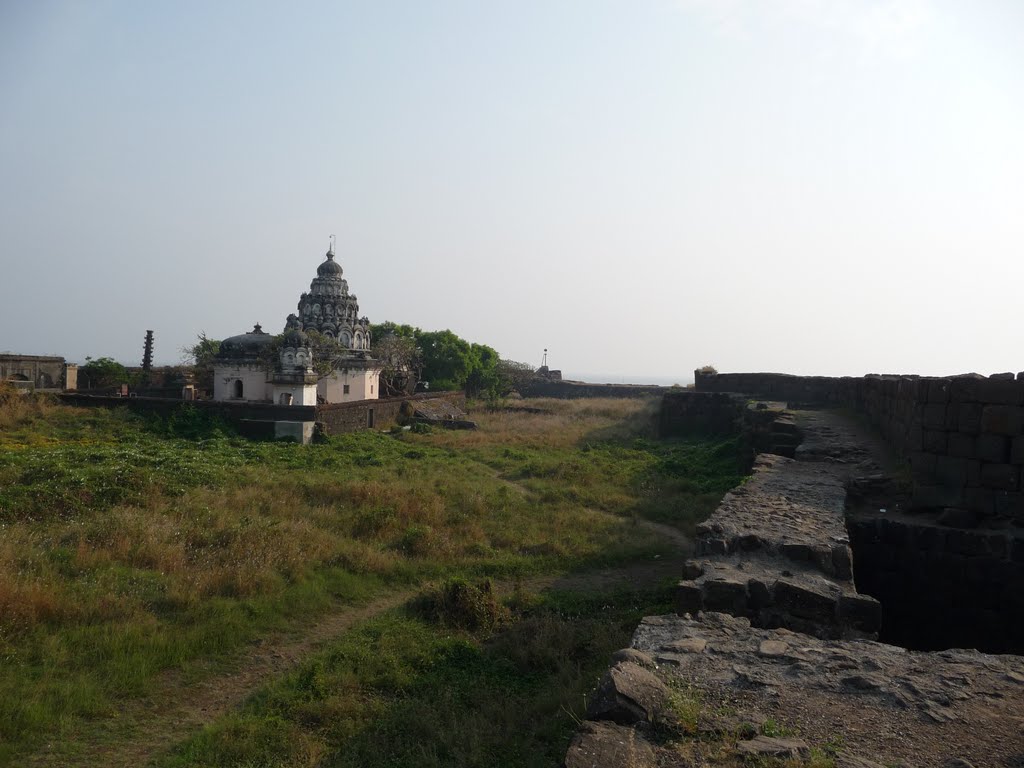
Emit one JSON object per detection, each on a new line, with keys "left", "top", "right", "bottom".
{"left": 328, "top": 233, "right": 336, "bottom": 257}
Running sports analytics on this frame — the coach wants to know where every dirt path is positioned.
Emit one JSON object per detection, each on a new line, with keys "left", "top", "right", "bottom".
{"left": 26, "top": 480, "right": 690, "bottom": 768}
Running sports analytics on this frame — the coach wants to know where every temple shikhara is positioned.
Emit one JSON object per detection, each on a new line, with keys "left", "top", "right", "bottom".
{"left": 213, "top": 243, "right": 380, "bottom": 405}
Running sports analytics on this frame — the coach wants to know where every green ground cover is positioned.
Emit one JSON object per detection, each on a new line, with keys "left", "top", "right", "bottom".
{"left": 0, "top": 389, "right": 745, "bottom": 766}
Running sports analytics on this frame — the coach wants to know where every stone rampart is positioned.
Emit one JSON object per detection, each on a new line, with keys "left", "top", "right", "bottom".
{"left": 60, "top": 391, "right": 466, "bottom": 438}
{"left": 315, "top": 391, "right": 465, "bottom": 435}
{"left": 696, "top": 370, "right": 1024, "bottom": 524}
{"left": 519, "top": 379, "right": 668, "bottom": 399}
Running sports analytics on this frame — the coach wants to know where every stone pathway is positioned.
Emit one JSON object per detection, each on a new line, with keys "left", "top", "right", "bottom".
{"left": 567, "top": 408, "right": 1024, "bottom": 768}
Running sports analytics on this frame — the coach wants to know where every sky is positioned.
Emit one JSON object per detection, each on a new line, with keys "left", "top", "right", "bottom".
{"left": 1, "top": 0, "right": 1022, "bottom": 383}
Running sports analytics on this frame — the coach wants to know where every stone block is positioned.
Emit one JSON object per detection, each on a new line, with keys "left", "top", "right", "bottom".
{"left": 986, "top": 533, "right": 1009, "bottom": 560}
{"left": 935, "top": 455, "right": 967, "bottom": 486}
{"left": 994, "top": 491, "right": 1024, "bottom": 519}
{"left": 696, "top": 538, "right": 728, "bottom": 556}
{"left": 681, "top": 560, "right": 704, "bottom": 580}
{"left": 737, "top": 736, "right": 810, "bottom": 759}
{"left": 978, "top": 378, "right": 1024, "bottom": 405}
{"left": 564, "top": 721, "right": 656, "bottom": 768}
{"left": 923, "top": 403, "right": 948, "bottom": 429}
{"left": 937, "top": 507, "right": 978, "bottom": 528}
{"left": 906, "top": 425, "right": 924, "bottom": 452}
{"left": 1011, "top": 538, "right": 1024, "bottom": 564}
{"left": 980, "top": 463, "right": 1020, "bottom": 491}
{"left": 976, "top": 434, "right": 1010, "bottom": 463}
{"left": 947, "top": 432, "right": 975, "bottom": 458}
{"left": 964, "top": 487, "right": 996, "bottom": 516}
{"left": 839, "top": 593, "right": 882, "bottom": 633}
{"left": 950, "top": 375, "right": 982, "bottom": 403}
{"left": 981, "top": 405, "right": 1024, "bottom": 436}
{"left": 774, "top": 580, "right": 836, "bottom": 623}
{"left": 923, "top": 429, "right": 948, "bottom": 453}
{"left": 1012, "top": 436, "right": 1024, "bottom": 465}
{"left": 909, "top": 451, "right": 937, "bottom": 476}
{"left": 747, "top": 578, "right": 771, "bottom": 609}
{"left": 926, "top": 379, "right": 950, "bottom": 403}
{"left": 702, "top": 578, "right": 748, "bottom": 614}
{"left": 958, "top": 403, "right": 983, "bottom": 434}
{"left": 913, "top": 484, "right": 961, "bottom": 509}
{"left": 587, "top": 662, "right": 670, "bottom": 725}
{"left": 676, "top": 582, "right": 703, "bottom": 616}
{"left": 831, "top": 543, "right": 853, "bottom": 580}
{"left": 780, "top": 542, "right": 814, "bottom": 563}
{"left": 967, "top": 460, "right": 981, "bottom": 487}
{"left": 947, "top": 529, "right": 990, "bottom": 557}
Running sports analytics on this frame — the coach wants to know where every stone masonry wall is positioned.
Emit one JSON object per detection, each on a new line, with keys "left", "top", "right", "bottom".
{"left": 519, "top": 379, "right": 668, "bottom": 399}
{"left": 847, "top": 513, "right": 1024, "bottom": 654}
{"left": 61, "top": 391, "right": 466, "bottom": 438}
{"left": 315, "top": 391, "right": 466, "bottom": 435}
{"left": 695, "top": 370, "right": 1024, "bottom": 524}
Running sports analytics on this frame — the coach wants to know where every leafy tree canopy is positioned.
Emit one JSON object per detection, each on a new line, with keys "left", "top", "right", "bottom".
{"left": 370, "top": 323, "right": 533, "bottom": 399}
{"left": 80, "top": 357, "right": 129, "bottom": 389}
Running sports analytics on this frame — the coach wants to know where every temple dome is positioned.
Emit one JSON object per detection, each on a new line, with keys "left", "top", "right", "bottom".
{"left": 217, "top": 324, "right": 274, "bottom": 360}
{"left": 317, "top": 250, "right": 343, "bottom": 278}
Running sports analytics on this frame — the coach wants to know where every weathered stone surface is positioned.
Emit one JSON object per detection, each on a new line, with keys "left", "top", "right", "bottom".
{"left": 662, "top": 637, "right": 707, "bottom": 654}
{"left": 736, "top": 735, "right": 810, "bottom": 758}
{"left": 836, "top": 753, "right": 888, "bottom": 768}
{"left": 586, "top": 662, "right": 669, "bottom": 725}
{"left": 976, "top": 433, "right": 1010, "bottom": 463}
{"left": 676, "top": 582, "right": 703, "bottom": 615}
{"left": 936, "top": 507, "right": 978, "bottom": 529}
{"left": 980, "top": 463, "right": 1019, "bottom": 491}
{"left": 610, "top": 648, "right": 656, "bottom": 669}
{"left": 758, "top": 639, "right": 789, "bottom": 656}
{"left": 563, "top": 721, "right": 656, "bottom": 768}
{"left": 703, "top": 578, "right": 748, "bottom": 613}
{"left": 981, "top": 405, "right": 1024, "bottom": 436}
{"left": 774, "top": 579, "right": 836, "bottom": 622}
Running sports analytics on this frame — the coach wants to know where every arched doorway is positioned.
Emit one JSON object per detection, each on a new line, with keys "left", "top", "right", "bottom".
{"left": 233, "top": 379, "right": 243, "bottom": 399}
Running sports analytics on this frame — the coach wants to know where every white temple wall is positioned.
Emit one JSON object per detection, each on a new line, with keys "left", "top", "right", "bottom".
{"left": 213, "top": 364, "right": 271, "bottom": 402}
{"left": 317, "top": 368, "right": 380, "bottom": 403}
{"left": 271, "top": 382, "right": 317, "bottom": 406}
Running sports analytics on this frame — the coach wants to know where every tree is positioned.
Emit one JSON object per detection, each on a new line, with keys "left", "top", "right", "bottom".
{"left": 495, "top": 358, "right": 536, "bottom": 395}
{"left": 464, "top": 343, "right": 501, "bottom": 398}
{"left": 182, "top": 332, "right": 221, "bottom": 392}
{"left": 79, "top": 356, "right": 129, "bottom": 389}
{"left": 374, "top": 333, "right": 424, "bottom": 396}
{"left": 418, "top": 330, "right": 475, "bottom": 392}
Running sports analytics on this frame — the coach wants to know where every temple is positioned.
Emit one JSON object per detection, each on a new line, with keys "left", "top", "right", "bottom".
{"left": 212, "top": 243, "right": 381, "bottom": 405}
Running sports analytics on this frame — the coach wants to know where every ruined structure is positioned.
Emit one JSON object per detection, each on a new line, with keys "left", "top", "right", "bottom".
{"left": 566, "top": 372, "right": 1024, "bottom": 767}
{"left": 0, "top": 354, "right": 77, "bottom": 390}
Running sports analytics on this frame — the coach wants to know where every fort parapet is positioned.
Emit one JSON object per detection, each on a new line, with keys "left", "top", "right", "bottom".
{"left": 695, "top": 370, "right": 1024, "bottom": 525}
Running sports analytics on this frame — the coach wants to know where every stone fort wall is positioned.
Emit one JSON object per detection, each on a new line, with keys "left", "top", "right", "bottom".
{"left": 61, "top": 391, "right": 466, "bottom": 437}
{"left": 695, "top": 370, "right": 1024, "bottom": 524}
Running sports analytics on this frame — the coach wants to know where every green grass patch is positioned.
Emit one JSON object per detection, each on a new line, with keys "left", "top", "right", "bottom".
{"left": 0, "top": 396, "right": 745, "bottom": 766}
{"left": 161, "top": 583, "right": 675, "bottom": 768}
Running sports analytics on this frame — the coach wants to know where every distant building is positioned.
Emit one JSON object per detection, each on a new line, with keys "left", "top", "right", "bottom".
{"left": 0, "top": 354, "right": 77, "bottom": 390}
{"left": 212, "top": 244, "right": 380, "bottom": 405}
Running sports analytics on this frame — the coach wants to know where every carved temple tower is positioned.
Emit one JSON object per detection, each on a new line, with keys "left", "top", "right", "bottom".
{"left": 295, "top": 246, "right": 372, "bottom": 351}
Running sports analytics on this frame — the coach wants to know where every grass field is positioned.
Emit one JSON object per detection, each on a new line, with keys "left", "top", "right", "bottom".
{"left": 0, "top": 387, "right": 745, "bottom": 767}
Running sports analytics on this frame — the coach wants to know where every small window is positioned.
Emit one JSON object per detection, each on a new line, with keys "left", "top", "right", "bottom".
{"left": 343, "top": 384, "right": 350, "bottom": 395}
{"left": 367, "top": 408, "right": 374, "bottom": 428}
{"left": 279, "top": 393, "right": 293, "bottom": 405}
{"left": 370, "top": 384, "right": 374, "bottom": 394}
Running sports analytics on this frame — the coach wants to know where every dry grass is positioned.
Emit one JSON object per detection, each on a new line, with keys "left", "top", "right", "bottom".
{"left": 0, "top": 394, "right": 743, "bottom": 767}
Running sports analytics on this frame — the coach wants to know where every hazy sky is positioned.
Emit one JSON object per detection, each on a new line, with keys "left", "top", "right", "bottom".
{"left": 2, "top": 1, "right": 1022, "bottom": 382}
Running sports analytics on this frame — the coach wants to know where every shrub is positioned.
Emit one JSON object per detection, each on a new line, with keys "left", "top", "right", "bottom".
{"left": 411, "top": 578, "right": 507, "bottom": 632}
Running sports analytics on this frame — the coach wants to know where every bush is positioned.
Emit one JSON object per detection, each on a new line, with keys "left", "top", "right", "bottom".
{"left": 411, "top": 578, "right": 507, "bottom": 632}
